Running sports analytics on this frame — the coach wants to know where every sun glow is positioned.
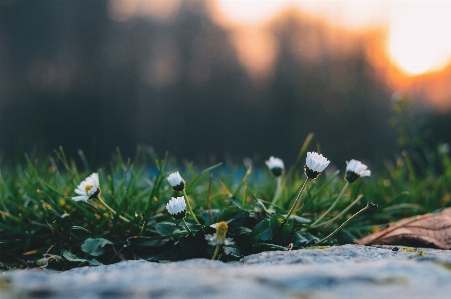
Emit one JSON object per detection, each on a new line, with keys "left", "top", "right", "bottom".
{"left": 387, "top": 2, "right": 451, "bottom": 75}
{"left": 213, "top": 0, "right": 451, "bottom": 77}
{"left": 107, "top": 0, "right": 451, "bottom": 109}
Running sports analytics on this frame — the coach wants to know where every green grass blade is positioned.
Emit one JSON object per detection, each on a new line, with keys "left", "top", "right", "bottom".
{"left": 290, "top": 132, "right": 314, "bottom": 179}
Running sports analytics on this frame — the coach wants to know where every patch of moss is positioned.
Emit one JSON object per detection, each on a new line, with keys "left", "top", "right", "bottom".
{"left": 399, "top": 247, "right": 427, "bottom": 256}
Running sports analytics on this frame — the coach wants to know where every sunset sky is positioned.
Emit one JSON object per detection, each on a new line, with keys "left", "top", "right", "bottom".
{"left": 108, "top": 0, "right": 451, "bottom": 110}
{"left": 208, "top": 0, "right": 451, "bottom": 111}
{"left": 213, "top": 0, "right": 451, "bottom": 76}
{"left": 109, "top": 0, "right": 451, "bottom": 76}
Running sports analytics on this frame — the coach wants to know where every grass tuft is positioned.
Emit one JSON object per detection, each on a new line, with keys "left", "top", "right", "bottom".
{"left": 1, "top": 98, "right": 450, "bottom": 269}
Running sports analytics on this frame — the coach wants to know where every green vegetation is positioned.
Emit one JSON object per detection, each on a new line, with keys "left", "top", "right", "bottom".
{"left": 1, "top": 97, "right": 450, "bottom": 270}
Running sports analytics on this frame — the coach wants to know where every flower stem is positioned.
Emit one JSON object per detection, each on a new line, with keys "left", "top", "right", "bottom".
{"left": 269, "top": 176, "right": 283, "bottom": 210}
{"left": 98, "top": 195, "right": 130, "bottom": 223}
{"left": 182, "top": 218, "right": 192, "bottom": 235}
{"left": 315, "top": 202, "right": 372, "bottom": 245}
{"left": 284, "top": 178, "right": 310, "bottom": 224}
{"left": 183, "top": 190, "right": 200, "bottom": 225}
{"left": 310, "top": 181, "right": 349, "bottom": 227}
{"left": 211, "top": 245, "right": 220, "bottom": 260}
{"left": 312, "top": 194, "right": 363, "bottom": 228}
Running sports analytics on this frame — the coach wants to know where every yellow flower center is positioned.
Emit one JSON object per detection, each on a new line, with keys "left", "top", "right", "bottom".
{"left": 85, "top": 184, "right": 94, "bottom": 195}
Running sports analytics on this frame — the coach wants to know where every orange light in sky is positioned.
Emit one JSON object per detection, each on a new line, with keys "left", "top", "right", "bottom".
{"left": 213, "top": 0, "right": 451, "bottom": 77}
{"left": 387, "top": 2, "right": 451, "bottom": 75}
{"left": 107, "top": 0, "right": 451, "bottom": 109}
{"left": 109, "top": 0, "right": 181, "bottom": 22}
{"left": 212, "top": 0, "right": 287, "bottom": 25}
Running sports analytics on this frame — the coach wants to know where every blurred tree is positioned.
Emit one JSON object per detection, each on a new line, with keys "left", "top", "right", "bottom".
{"left": 0, "top": 0, "right": 435, "bottom": 168}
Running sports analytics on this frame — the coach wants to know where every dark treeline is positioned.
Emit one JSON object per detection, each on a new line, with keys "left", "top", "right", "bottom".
{"left": 1, "top": 0, "right": 441, "bottom": 169}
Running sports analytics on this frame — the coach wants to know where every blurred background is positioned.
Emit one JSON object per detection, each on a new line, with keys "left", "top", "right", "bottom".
{"left": 0, "top": 0, "right": 450, "bottom": 168}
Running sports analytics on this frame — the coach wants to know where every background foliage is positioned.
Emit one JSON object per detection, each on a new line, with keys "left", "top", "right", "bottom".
{"left": 2, "top": 0, "right": 450, "bottom": 168}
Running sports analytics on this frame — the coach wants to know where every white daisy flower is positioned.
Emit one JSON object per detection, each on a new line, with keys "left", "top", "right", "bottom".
{"left": 304, "top": 151, "right": 330, "bottom": 179}
{"left": 72, "top": 173, "right": 100, "bottom": 202}
{"left": 167, "top": 171, "right": 185, "bottom": 191}
{"left": 205, "top": 221, "right": 234, "bottom": 246}
{"left": 265, "top": 156, "right": 284, "bottom": 177}
{"left": 345, "top": 159, "right": 371, "bottom": 183}
{"left": 166, "top": 196, "right": 187, "bottom": 220}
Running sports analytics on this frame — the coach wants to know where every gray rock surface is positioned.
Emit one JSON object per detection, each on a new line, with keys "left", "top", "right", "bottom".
{"left": 2, "top": 244, "right": 451, "bottom": 298}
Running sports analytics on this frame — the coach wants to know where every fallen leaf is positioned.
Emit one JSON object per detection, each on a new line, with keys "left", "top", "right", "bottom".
{"left": 356, "top": 208, "right": 451, "bottom": 249}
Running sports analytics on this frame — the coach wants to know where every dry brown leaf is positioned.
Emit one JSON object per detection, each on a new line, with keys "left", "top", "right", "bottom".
{"left": 356, "top": 208, "right": 451, "bottom": 249}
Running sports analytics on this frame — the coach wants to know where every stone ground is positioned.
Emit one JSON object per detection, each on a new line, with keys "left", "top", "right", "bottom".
{"left": 2, "top": 244, "right": 451, "bottom": 298}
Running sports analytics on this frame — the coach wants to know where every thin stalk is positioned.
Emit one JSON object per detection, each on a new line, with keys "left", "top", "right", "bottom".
{"left": 207, "top": 175, "right": 214, "bottom": 224}
{"left": 98, "top": 195, "right": 130, "bottom": 223}
{"left": 310, "top": 181, "right": 349, "bottom": 227}
{"left": 182, "top": 218, "right": 192, "bottom": 235}
{"left": 312, "top": 194, "right": 363, "bottom": 228}
{"left": 183, "top": 190, "right": 200, "bottom": 225}
{"left": 295, "top": 170, "right": 340, "bottom": 215}
{"left": 211, "top": 245, "right": 220, "bottom": 260}
{"left": 316, "top": 202, "right": 372, "bottom": 245}
{"left": 283, "top": 178, "right": 310, "bottom": 224}
{"left": 269, "top": 176, "right": 283, "bottom": 210}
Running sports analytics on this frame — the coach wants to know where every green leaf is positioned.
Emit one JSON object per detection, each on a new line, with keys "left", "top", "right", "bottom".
{"left": 227, "top": 196, "right": 242, "bottom": 208}
{"left": 291, "top": 232, "right": 319, "bottom": 248}
{"left": 250, "top": 219, "right": 272, "bottom": 244}
{"left": 37, "top": 255, "right": 62, "bottom": 268}
{"left": 89, "top": 259, "right": 102, "bottom": 266}
{"left": 216, "top": 206, "right": 250, "bottom": 230}
{"left": 228, "top": 227, "right": 252, "bottom": 236}
{"left": 36, "top": 258, "right": 49, "bottom": 268}
{"left": 270, "top": 214, "right": 293, "bottom": 244}
{"left": 155, "top": 222, "right": 181, "bottom": 236}
{"left": 178, "top": 232, "right": 207, "bottom": 258}
{"left": 61, "top": 250, "right": 89, "bottom": 263}
{"left": 290, "top": 215, "right": 311, "bottom": 224}
{"left": 81, "top": 238, "right": 113, "bottom": 257}
{"left": 138, "top": 239, "right": 171, "bottom": 247}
